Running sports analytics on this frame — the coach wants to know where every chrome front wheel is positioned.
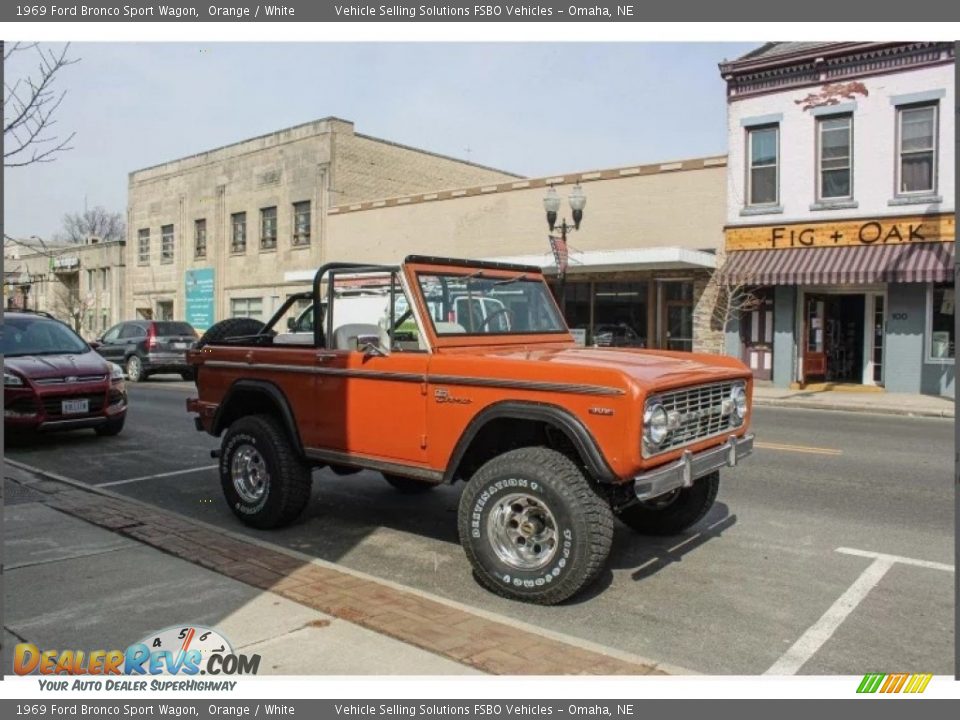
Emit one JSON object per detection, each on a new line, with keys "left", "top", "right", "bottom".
{"left": 230, "top": 443, "right": 269, "bottom": 504}
{"left": 486, "top": 492, "right": 559, "bottom": 571}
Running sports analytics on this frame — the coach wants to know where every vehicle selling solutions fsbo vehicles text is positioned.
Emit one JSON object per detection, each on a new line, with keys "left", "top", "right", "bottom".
{"left": 333, "top": 5, "right": 556, "bottom": 18}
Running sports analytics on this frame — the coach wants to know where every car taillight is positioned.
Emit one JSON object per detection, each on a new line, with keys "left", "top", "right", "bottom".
{"left": 147, "top": 324, "right": 158, "bottom": 349}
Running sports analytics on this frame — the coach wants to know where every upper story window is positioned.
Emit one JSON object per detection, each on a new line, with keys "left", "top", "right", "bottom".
{"left": 747, "top": 125, "right": 778, "bottom": 206}
{"left": 160, "top": 224, "right": 174, "bottom": 264}
{"left": 292, "top": 201, "right": 311, "bottom": 246}
{"left": 817, "top": 115, "right": 852, "bottom": 200}
{"left": 194, "top": 219, "right": 207, "bottom": 259}
{"left": 897, "top": 104, "right": 937, "bottom": 195}
{"left": 231, "top": 212, "right": 247, "bottom": 254}
{"left": 260, "top": 206, "right": 277, "bottom": 251}
{"left": 137, "top": 228, "right": 150, "bottom": 265}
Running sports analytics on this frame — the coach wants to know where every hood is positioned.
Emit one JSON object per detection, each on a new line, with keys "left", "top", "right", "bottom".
{"left": 4, "top": 350, "right": 110, "bottom": 381}
{"left": 443, "top": 344, "right": 749, "bottom": 391}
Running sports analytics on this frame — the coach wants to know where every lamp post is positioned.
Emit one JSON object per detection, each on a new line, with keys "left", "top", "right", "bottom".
{"left": 543, "top": 183, "right": 586, "bottom": 317}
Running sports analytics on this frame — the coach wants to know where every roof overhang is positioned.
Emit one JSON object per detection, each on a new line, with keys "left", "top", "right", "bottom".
{"left": 484, "top": 247, "right": 717, "bottom": 275}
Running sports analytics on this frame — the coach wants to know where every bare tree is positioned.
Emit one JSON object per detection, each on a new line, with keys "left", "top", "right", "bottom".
{"left": 50, "top": 283, "right": 96, "bottom": 334}
{"left": 4, "top": 42, "right": 78, "bottom": 168}
{"left": 705, "top": 249, "right": 763, "bottom": 337}
{"left": 57, "top": 206, "right": 126, "bottom": 244}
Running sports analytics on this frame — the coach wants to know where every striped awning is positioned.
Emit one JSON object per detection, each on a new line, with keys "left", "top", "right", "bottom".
{"left": 722, "top": 242, "right": 955, "bottom": 285}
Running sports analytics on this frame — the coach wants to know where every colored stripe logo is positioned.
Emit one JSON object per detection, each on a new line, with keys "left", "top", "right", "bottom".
{"left": 857, "top": 673, "right": 932, "bottom": 694}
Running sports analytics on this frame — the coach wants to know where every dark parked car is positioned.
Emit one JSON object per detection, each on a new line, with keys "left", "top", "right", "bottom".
{"left": 3, "top": 311, "right": 128, "bottom": 436}
{"left": 593, "top": 323, "right": 645, "bottom": 348}
{"left": 94, "top": 320, "right": 198, "bottom": 382}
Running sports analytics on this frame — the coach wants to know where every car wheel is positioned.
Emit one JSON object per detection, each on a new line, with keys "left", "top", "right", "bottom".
{"left": 126, "top": 355, "right": 144, "bottom": 383}
{"left": 457, "top": 447, "right": 614, "bottom": 605}
{"left": 95, "top": 417, "right": 125, "bottom": 437}
{"left": 382, "top": 473, "right": 437, "bottom": 494}
{"left": 219, "top": 414, "right": 312, "bottom": 529}
{"left": 614, "top": 471, "right": 719, "bottom": 536}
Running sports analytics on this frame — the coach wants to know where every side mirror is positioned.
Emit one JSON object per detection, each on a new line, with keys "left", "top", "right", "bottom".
{"left": 356, "top": 334, "right": 389, "bottom": 358}
{"left": 286, "top": 317, "right": 297, "bottom": 331}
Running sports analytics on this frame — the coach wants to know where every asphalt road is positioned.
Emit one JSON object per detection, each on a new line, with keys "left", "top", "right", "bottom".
{"left": 5, "top": 377, "right": 955, "bottom": 675}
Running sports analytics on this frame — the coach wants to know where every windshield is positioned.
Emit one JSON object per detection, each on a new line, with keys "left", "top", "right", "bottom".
{"left": 416, "top": 272, "right": 567, "bottom": 336}
{"left": 1, "top": 315, "right": 90, "bottom": 357}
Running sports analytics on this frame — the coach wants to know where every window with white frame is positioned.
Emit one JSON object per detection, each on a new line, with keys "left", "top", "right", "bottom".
{"left": 137, "top": 228, "right": 150, "bottom": 265}
{"left": 898, "top": 104, "right": 937, "bottom": 195}
{"left": 927, "top": 282, "right": 955, "bottom": 361}
{"left": 747, "top": 125, "right": 778, "bottom": 206}
{"left": 231, "top": 212, "right": 247, "bottom": 254}
{"left": 161, "top": 225, "right": 174, "bottom": 264}
{"left": 260, "top": 206, "right": 277, "bottom": 250}
{"left": 292, "top": 201, "right": 311, "bottom": 246}
{"left": 818, "top": 114, "right": 852, "bottom": 200}
{"left": 230, "top": 297, "right": 263, "bottom": 319}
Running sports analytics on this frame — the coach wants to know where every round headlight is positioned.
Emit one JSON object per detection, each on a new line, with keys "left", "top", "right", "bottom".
{"left": 645, "top": 403, "right": 669, "bottom": 446}
{"left": 731, "top": 385, "right": 747, "bottom": 423}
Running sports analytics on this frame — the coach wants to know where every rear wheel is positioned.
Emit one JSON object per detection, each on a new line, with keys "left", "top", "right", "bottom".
{"left": 197, "top": 317, "right": 268, "bottom": 348}
{"left": 382, "top": 473, "right": 437, "bottom": 494}
{"left": 125, "top": 355, "right": 144, "bottom": 382}
{"left": 457, "top": 447, "right": 614, "bottom": 605}
{"left": 615, "top": 472, "right": 720, "bottom": 536}
{"left": 219, "top": 414, "right": 312, "bottom": 529}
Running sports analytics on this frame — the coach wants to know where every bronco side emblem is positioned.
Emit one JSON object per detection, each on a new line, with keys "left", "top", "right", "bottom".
{"left": 435, "top": 388, "right": 471, "bottom": 405}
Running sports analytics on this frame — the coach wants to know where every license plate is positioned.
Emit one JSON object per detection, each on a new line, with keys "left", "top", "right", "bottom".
{"left": 62, "top": 399, "right": 89, "bottom": 415}
{"left": 172, "top": 342, "right": 188, "bottom": 349}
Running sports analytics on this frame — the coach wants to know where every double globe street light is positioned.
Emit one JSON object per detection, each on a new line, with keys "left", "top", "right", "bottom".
{"left": 542, "top": 183, "right": 587, "bottom": 312}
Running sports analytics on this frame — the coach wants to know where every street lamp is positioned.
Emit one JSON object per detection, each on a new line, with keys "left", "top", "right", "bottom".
{"left": 543, "top": 183, "right": 586, "bottom": 313}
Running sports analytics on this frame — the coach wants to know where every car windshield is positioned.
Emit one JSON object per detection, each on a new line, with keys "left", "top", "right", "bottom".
{"left": 1, "top": 316, "right": 89, "bottom": 357}
{"left": 416, "top": 272, "right": 567, "bottom": 336}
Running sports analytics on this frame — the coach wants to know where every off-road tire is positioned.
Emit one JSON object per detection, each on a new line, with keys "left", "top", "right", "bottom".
{"left": 125, "top": 355, "right": 144, "bottom": 383}
{"left": 219, "top": 414, "right": 312, "bottom": 529}
{"left": 197, "top": 317, "right": 268, "bottom": 348}
{"left": 615, "top": 471, "right": 720, "bottom": 536}
{"left": 458, "top": 447, "right": 614, "bottom": 605}
{"left": 383, "top": 473, "right": 437, "bottom": 494}
{"left": 95, "top": 417, "right": 125, "bottom": 437}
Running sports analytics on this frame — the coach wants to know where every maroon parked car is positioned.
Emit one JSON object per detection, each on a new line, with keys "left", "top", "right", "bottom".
{"left": 3, "top": 311, "right": 128, "bottom": 436}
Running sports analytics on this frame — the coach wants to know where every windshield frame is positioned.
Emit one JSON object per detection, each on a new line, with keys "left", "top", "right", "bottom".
{"left": 2, "top": 315, "right": 92, "bottom": 358}
{"left": 411, "top": 268, "right": 571, "bottom": 344}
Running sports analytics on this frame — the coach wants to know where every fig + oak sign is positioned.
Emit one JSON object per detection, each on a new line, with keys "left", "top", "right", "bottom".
{"left": 725, "top": 212, "right": 955, "bottom": 251}
{"left": 185, "top": 268, "right": 215, "bottom": 331}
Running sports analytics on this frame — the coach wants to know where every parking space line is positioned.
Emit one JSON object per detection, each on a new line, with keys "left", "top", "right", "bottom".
{"left": 837, "top": 546, "right": 954, "bottom": 573}
{"left": 755, "top": 441, "right": 842, "bottom": 456}
{"left": 96, "top": 465, "right": 218, "bottom": 488}
{"left": 765, "top": 557, "right": 895, "bottom": 675}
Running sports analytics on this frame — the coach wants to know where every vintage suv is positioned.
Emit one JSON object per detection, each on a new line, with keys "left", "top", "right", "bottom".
{"left": 186, "top": 256, "right": 754, "bottom": 604}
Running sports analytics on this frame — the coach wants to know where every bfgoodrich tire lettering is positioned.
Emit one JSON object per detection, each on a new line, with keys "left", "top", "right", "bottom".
{"left": 615, "top": 471, "right": 720, "bottom": 536}
{"left": 219, "top": 414, "right": 312, "bottom": 529}
{"left": 457, "top": 447, "right": 614, "bottom": 605}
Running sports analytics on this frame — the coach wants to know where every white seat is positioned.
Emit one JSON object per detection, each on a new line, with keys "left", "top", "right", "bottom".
{"left": 434, "top": 321, "right": 466, "bottom": 334}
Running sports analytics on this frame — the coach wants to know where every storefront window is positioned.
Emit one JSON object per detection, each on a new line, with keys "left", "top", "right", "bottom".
{"left": 561, "top": 282, "right": 591, "bottom": 343}
{"left": 592, "top": 282, "right": 647, "bottom": 347}
{"left": 928, "top": 282, "right": 955, "bottom": 361}
{"left": 662, "top": 281, "right": 694, "bottom": 351}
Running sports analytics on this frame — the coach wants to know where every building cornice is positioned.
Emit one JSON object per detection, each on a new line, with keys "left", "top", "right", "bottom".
{"left": 328, "top": 155, "right": 727, "bottom": 216}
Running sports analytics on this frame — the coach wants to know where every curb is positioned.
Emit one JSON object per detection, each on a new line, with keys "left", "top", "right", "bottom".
{"left": 4, "top": 459, "right": 679, "bottom": 677}
{"left": 753, "top": 397, "right": 954, "bottom": 419}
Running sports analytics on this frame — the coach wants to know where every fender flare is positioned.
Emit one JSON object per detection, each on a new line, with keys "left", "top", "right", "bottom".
{"left": 443, "top": 400, "right": 618, "bottom": 484}
{"left": 212, "top": 379, "right": 304, "bottom": 456}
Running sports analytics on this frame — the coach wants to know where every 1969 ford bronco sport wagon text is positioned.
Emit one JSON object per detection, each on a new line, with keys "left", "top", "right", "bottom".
{"left": 186, "top": 256, "right": 754, "bottom": 604}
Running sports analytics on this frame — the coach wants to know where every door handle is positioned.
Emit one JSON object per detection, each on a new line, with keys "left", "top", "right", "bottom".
{"left": 315, "top": 352, "right": 336, "bottom": 363}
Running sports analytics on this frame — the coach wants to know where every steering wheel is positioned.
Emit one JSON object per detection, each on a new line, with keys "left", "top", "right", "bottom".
{"left": 477, "top": 307, "right": 514, "bottom": 332}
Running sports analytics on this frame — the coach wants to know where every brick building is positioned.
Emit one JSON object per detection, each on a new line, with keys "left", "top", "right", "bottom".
{"left": 719, "top": 42, "right": 955, "bottom": 397}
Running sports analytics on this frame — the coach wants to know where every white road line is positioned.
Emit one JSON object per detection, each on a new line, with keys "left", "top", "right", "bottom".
{"left": 836, "top": 546, "right": 955, "bottom": 573}
{"left": 765, "top": 557, "right": 895, "bottom": 675}
{"left": 96, "top": 465, "right": 218, "bottom": 488}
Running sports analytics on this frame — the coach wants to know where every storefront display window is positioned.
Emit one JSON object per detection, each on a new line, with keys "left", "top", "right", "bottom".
{"left": 662, "top": 281, "right": 694, "bottom": 351}
{"left": 593, "top": 282, "right": 647, "bottom": 347}
{"left": 927, "top": 282, "right": 955, "bottom": 361}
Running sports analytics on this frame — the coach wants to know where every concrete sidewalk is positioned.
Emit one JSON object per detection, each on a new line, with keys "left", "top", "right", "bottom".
{"left": 2, "top": 464, "right": 667, "bottom": 676}
{"left": 752, "top": 383, "right": 954, "bottom": 418}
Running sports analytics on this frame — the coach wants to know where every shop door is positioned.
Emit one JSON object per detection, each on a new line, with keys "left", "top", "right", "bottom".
{"left": 802, "top": 294, "right": 827, "bottom": 383}
{"left": 741, "top": 291, "right": 774, "bottom": 380}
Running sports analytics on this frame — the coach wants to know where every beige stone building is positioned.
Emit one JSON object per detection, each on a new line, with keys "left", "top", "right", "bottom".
{"left": 126, "top": 115, "right": 728, "bottom": 353}
{"left": 3, "top": 236, "right": 126, "bottom": 339}
{"left": 125, "top": 117, "right": 519, "bottom": 327}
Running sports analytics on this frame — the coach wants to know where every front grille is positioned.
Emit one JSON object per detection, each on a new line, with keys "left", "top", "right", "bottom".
{"left": 647, "top": 381, "right": 740, "bottom": 456}
{"left": 41, "top": 394, "right": 106, "bottom": 417}
{"left": 34, "top": 374, "right": 108, "bottom": 386}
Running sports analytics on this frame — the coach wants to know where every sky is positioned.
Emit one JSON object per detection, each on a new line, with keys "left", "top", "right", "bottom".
{"left": 3, "top": 42, "right": 757, "bottom": 240}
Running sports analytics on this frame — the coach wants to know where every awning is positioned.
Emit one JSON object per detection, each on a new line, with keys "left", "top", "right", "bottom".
{"left": 722, "top": 242, "right": 955, "bottom": 285}
{"left": 485, "top": 247, "right": 718, "bottom": 274}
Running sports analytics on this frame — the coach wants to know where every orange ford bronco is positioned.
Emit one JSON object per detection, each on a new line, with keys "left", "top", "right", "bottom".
{"left": 186, "top": 256, "right": 754, "bottom": 604}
